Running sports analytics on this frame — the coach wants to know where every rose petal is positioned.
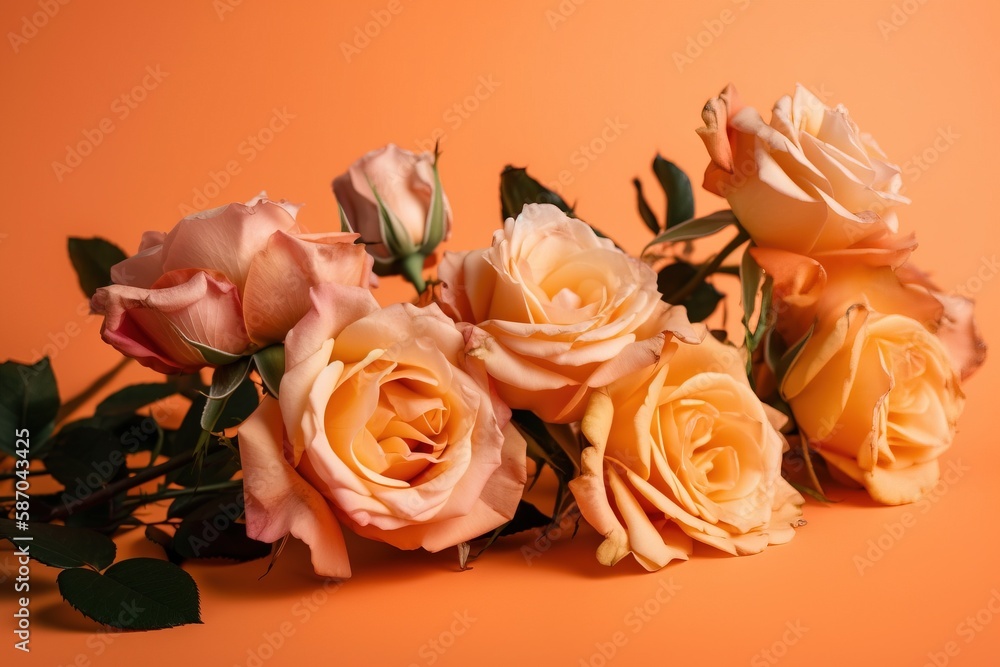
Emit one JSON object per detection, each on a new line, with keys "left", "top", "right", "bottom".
{"left": 238, "top": 398, "right": 351, "bottom": 578}
{"left": 242, "top": 231, "right": 373, "bottom": 344}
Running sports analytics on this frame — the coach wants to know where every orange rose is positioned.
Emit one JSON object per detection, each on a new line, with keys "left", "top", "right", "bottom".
{"left": 570, "top": 333, "right": 803, "bottom": 570}
{"left": 782, "top": 307, "right": 964, "bottom": 505}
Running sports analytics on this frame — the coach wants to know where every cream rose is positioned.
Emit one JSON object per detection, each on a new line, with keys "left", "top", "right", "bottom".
{"left": 698, "top": 84, "right": 908, "bottom": 255}
{"left": 570, "top": 333, "right": 804, "bottom": 570}
{"left": 438, "top": 203, "right": 699, "bottom": 423}
{"left": 783, "top": 307, "right": 965, "bottom": 505}
{"left": 238, "top": 284, "right": 527, "bottom": 577}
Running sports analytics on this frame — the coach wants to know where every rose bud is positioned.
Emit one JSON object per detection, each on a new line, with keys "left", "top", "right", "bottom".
{"left": 332, "top": 144, "right": 452, "bottom": 293}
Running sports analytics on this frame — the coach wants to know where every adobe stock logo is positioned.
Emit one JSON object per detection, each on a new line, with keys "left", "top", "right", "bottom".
{"left": 7, "top": 0, "right": 71, "bottom": 54}
{"left": 51, "top": 65, "right": 170, "bottom": 183}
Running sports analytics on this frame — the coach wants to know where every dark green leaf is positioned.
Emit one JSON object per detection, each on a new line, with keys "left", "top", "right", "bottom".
{"left": 0, "top": 518, "right": 116, "bottom": 570}
{"left": 633, "top": 178, "right": 660, "bottom": 234}
{"left": 772, "top": 323, "right": 815, "bottom": 389}
{"left": 740, "top": 247, "right": 763, "bottom": 331}
{"left": 0, "top": 358, "right": 60, "bottom": 457}
{"left": 645, "top": 210, "right": 736, "bottom": 250}
{"left": 652, "top": 155, "right": 694, "bottom": 229}
{"left": 497, "top": 501, "right": 552, "bottom": 537}
{"left": 42, "top": 425, "right": 124, "bottom": 488}
{"left": 172, "top": 492, "right": 269, "bottom": 562}
{"left": 57, "top": 558, "right": 202, "bottom": 629}
{"left": 63, "top": 492, "right": 133, "bottom": 534}
{"left": 252, "top": 345, "right": 285, "bottom": 397}
{"left": 67, "top": 237, "right": 127, "bottom": 299}
{"left": 167, "top": 493, "right": 217, "bottom": 520}
{"left": 167, "top": 444, "right": 238, "bottom": 488}
{"left": 144, "top": 525, "right": 185, "bottom": 565}
{"left": 201, "top": 357, "right": 254, "bottom": 432}
{"left": 96, "top": 383, "right": 179, "bottom": 417}
{"left": 656, "top": 262, "right": 724, "bottom": 323}
{"left": 215, "top": 379, "right": 260, "bottom": 430}
{"left": 499, "top": 165, "right": 574, "bottom": 221}
{"left": 511, "top": 410, "right": 575, "bottom": 479}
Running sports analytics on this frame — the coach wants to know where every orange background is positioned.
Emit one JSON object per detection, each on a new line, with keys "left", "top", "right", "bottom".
{"left": 3, "top": 1, "right": 1000, "bottom": 665}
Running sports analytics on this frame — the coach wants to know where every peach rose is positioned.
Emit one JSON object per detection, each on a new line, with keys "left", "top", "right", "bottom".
{"left": 698, "top": 84, "right": 908, "bottom": 256}
{"left": 333, "top": 144, "right": 452, "bottom": 264}
{"left": 238, "top": 285, "right": 527, "bottom": 577}
{"left": 751, "top": 247, "right": 986, "bottom": 383}
{"left": 570, "top": 333, "right": 804, "bottom": 570}
{"left": 437, "top": 203, "right": 700, "bottom": 423}
{"left": 782, "top": 307, "right": 964, "bottom": 505}
{"left": 896, "top": 263, "right": 987, "bottom": 381}
{"left": 92, "top": 194, "right": 373, "bottom": 374}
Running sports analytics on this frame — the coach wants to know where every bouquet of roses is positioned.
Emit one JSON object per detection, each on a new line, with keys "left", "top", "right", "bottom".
{"left": 0, "top": 83, "right": 983, "bottom": 630}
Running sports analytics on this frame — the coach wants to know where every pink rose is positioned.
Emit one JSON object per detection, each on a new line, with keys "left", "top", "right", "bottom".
{"left": 238, "top": 285, "right": 527, "bottom": 577}
{"left": 92, "top": 194, "right": 373, "bottom": 374}
{"left": 437, "top": 203, "right": 700, "bottom": 423}
{"left": 333, "top": 144, "right": 451, "bottom": 265}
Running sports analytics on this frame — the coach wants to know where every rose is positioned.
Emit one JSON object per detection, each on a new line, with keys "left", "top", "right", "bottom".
{"left": 751, "top": 247, "right": 985, "bottom": 382}
{"left": 698, "top": 84, "right": 908, "bottom": 256}
{"left": 238, "top": 284, "right": 527, "bottom": 577}
{"left": 897, "top": 263, "right": 987, "bottom": 381}
{"left": 332, "top": 144, "right": 451, "bottom": 269}
{"left": 570, "top": 333, "right": 804, "bottom": 570}
{"left": 437, "top": 203, "right": 700, "bottom": 423}
{"left": 91, "top": 194, "right": 372, "bottom": 374}
{"left": 782, "top": 307, "right": 965, "bottom": 505}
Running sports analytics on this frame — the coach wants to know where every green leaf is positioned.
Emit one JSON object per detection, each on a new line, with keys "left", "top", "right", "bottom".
{"left": 337, "top": 203, "right": 354, "bottom": 233}
{"left": 497, "top": 501, "right": 551, "bottom": 537}
{"left": 181, "top": 336, "right": 244, "bottom": 366}
{"left": 252, "top": 345, "right": 285, "bottom": 398}
{"left": 95, "top": 383, "right": 179, "bottom": 417}
{"left": 511, "top": 410, "right": 574, "bottom": 479}
{"left": 632, "top": 178, "right": 660, "bottom": 234}
{"left": 645, "top": 210, "right": 737, "bottom": 250}
{"left": 370, "top": 183, "right": 417, "bottom": 257}
{"left": 167, "top": 443, "right": 239, "bottom": 488}
{"left": 419, "top": 157, "right": 448, "bottom": 253}
{"left": 205, "top": 357, "right": 252, "bottom": 401}
{"left": 67, "top": 237, "right": 127, "bottom": 299}
{"left": 652, "top": 155, "right": 694, "bottom": 229}
{"left": 215, "top": 379, "right": 260, "bottom": 430}
{"left": 750, "top": 275, "right": 774, "bottom": 350}
{"left": 656, "top": 262, "right": 725, "bottom": 323}
{"left": 0, "top": 358, "right": 60, "bottom": 457}
{"left": 740, "top": 247, "right": 763, "bottom": 331}
{"left": 788, "top": 480, "right": 839, "bottom": 505}
{"left": 172, "top": 492, "right": 269, "bottom": 562}
{"left": 771, "top": 323, "right": 814, "bottom": 389}
{"left": 57, "top": 558, "right": 202, "bottom": 629}
{"left": 0, "top": 518, "right": 116, "bottom": 570}
{"left": 64, "top": 495, "right": 133, "bottom": 534}
{"left": 499, "top": 165, "right": 574, "bottom": 221}
{"left": 201, "top": 357, "right": 253, "bottom": 433}
{"left": 144, "top": 525, "right": 184, "bottom": 565}
{"left": 42, "top": 425, "right": 124, "bottom": 488}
